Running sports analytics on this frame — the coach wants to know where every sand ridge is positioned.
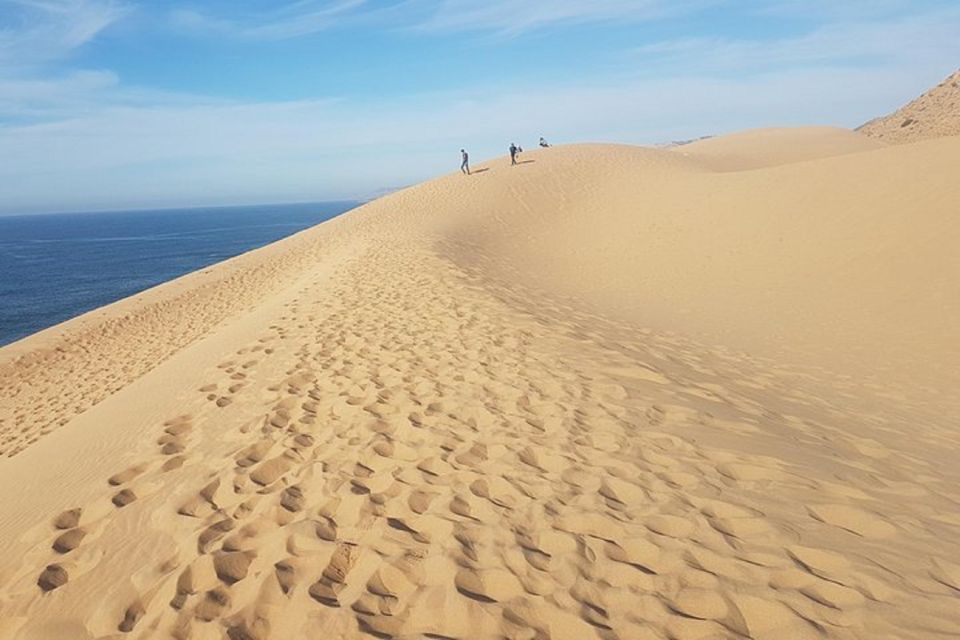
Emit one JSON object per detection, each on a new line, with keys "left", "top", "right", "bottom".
{"left": 678, "top": 126, "right": 886, "bottom": 171}
{"left": 859, "top": 69, "right": 960, "bottom": 144}
{"left": 0, "top": 128, "right": 958, "bottom": 639}
{"left": 431, "top": 136, "right": 960, "bottom": 394}
{"left": 0, "top": 216, "right": 360, "bottom": 458}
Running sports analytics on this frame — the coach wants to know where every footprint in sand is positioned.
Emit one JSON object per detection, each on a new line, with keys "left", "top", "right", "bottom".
{"left": 309, "top": 543, "right": 359, "bottom": 607}
{"left": 111, "top": 488, "right": 138, "bottom": 507}
{"left": 53, "top": 507, "right": 82, "bottom": 530}
{"left": 37, "top": 564, "right": 69, "bottom": 591}
{"left": 117, "top": 600, "right": 146, "bottom": 632}
{"left": 51, "top": 528, "right": 87, "bottom": 553}
{"left": 108, "top": 463, "right": 148, "bottom": 486}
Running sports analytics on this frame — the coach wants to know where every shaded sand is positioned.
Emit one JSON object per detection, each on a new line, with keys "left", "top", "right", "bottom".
{"left": 0, "top": 128, "right": 959, "bottom": 639}
{"left": 859, "top": 69, "right": 960, "bottom": 143}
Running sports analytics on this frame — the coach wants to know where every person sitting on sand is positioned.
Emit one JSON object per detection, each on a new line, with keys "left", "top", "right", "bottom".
{"left": 460, "top": 149, "right": 470, "bottom": 175}
{"left": 539, "top": 137, "right": 550, "bottom": 148}
{"left": 510, "top": 143, "right": 519, "bottom": 165}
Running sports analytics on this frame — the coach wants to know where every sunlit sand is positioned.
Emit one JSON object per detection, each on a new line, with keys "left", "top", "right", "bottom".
{"left": 1, "top": 93, "right": 959, "bottom": 638}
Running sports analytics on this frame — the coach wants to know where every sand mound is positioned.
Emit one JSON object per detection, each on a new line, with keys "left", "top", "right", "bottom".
{"left": 859, "top": 69, "right": 960, "bottom": 143}
{"left": 679, "top": 126, "right": 885, "bottom": 170}
{"left": 0, "top": 130, "right": 958, "bottom": 639}
{"left": 433, "top": 134, "right": 960, "bottom": 389}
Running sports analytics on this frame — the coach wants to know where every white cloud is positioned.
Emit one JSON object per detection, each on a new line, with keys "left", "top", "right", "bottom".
{"left": 2, "top": 0, "right": 957, "bottom": 213}
{"left": 0, "top": 64, "right": 935, "bottom": 213}
{"left": 402, "top": 0, "right": 701, "bottom": 35}
{"left": 168, "top": 0, "right": 367, "bottom": 40}
{"left": 0, "top": 70, "right": 118, "bottom": 117}
{"left": 0, "top": 0, "right": 128, "bottom": 68}
{"left": 757, "top": 0, "right": 934, "bottom": 19}
{"left": 166, "top": 0, "right": 710, "bottom": 40}
{"left": 637, "top": 7, "right": 960, "bottom": 72}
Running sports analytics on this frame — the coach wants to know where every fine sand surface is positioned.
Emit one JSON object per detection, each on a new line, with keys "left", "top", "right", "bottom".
{"left": 0, "top": 128, "right": 959, "bottom": 639}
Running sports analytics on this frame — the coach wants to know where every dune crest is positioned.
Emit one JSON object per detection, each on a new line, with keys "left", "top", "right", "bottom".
{"left": 679, "top": 126, "right": 886, "bottom": 170}
{"left": 436, "top": 135, "right": 960, "bottom": 393}
{"left": 859, "top": 69, "right": 960, "bottom": 143}
{"left": 0, "top": 126, "right": 958, "bottom": 639}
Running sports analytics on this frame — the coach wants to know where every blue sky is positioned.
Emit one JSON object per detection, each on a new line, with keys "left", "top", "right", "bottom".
{"left": 1, "top": 0, "right": 958, "bottom": 214}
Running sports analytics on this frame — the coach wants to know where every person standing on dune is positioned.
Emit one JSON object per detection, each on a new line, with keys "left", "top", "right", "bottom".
{"left": 460, "top": 149, "right": 470, "bottom": 175}
{"left": 510, "top": 143, "right": 519, "bottom": 165}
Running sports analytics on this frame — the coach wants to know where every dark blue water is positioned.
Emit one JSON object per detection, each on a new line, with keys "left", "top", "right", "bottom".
{"left": 0, "top": 202, "right": 359, "bottom": 346}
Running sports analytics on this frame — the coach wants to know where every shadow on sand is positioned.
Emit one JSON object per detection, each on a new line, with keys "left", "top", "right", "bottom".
{"left": 471, "top": 168, "right": 490, "bottom": 174}
{"left": 516, "top": 160, "right": 536, "bottom": 165}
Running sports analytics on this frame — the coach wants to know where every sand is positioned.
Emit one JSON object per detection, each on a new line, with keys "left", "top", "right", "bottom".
{"left": 0, "top": 125, "right": 959, "bottom": 639}
{"left": 859, "top": 69, "right": 960, "bottom": 143}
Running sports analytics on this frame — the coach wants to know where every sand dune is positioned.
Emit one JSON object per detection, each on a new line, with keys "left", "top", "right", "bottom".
{"left": 0, "top": 126, "right": 958, "bottom": 639}
{"left": 859, "top": 69, "right": 960, "bottom": 143}
{"left": 679, "top": 126, "right": 885, "bottom": 170}
{"left": 435, "top": 134, "right": 960, "bottom": 392}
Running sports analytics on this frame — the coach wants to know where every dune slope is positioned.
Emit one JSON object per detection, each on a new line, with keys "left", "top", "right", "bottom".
{"left": 859, "top": 69, "right": 960, "bottom": 143}
{"left": 0, "top": 129, "right": 958, "bottom": 640}
{"left": 679, "top": 126, "right": 885, "bottom": 170}
{"left": 437, "top": 134, "right": 960, "bottom": 390}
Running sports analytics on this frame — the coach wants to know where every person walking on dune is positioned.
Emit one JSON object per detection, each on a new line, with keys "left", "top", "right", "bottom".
{"left": 460, "top": 149, "right": 470, "bottom": 175}
{"left": 539, "top": 136, "right": 550, "bottom": 148}
{"left": 509, "top": 143, "right": 519, "bottom": 165}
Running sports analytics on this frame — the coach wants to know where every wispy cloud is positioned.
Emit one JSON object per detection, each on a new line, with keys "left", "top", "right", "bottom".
{"left": 637, "top": 7, "right": 960, "bottom": 72}
{"left": 167, "top": 0, "right": 708, "bottom": 40}
{"left": 0, "top": 69, "right": 117, "bottom": 117}
{"left": 401, "top": 0, "right": 701, "bottom": 35}
{"left": 2, "top": 0, "right": 957, "bottom": 213}
{"left": 169, "top": 0, "right": 367, "bottom": 40}
{"left": 0, "top": 0, "right": 128, "bottom": 68}
{"left": 756, "top": 0, "right": 945, "bottom": 19}
{"left": 0, "top": 70, "right": 238, "bottom": 125}
{"left": 0, "top": 64, "right": 932, "bottom": 213}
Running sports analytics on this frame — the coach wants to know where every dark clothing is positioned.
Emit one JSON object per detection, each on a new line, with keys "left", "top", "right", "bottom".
{"left": 461, "top": 151, "right": 470, "bottom": 174}
{"left": 509, "top": 144, "right": 518, "bottom": 165}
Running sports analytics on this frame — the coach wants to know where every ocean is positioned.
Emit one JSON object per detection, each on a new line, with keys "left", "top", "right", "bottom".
{"left": 0, "top": 202, "right": 359, "bottom": 347}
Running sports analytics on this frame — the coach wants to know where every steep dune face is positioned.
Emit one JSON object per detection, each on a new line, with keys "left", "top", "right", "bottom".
{"left": 0, "top": 128, "right": 958, "bottom": 640}
{"left": 859, "top": 69, "right": 960, "bottom": 143}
